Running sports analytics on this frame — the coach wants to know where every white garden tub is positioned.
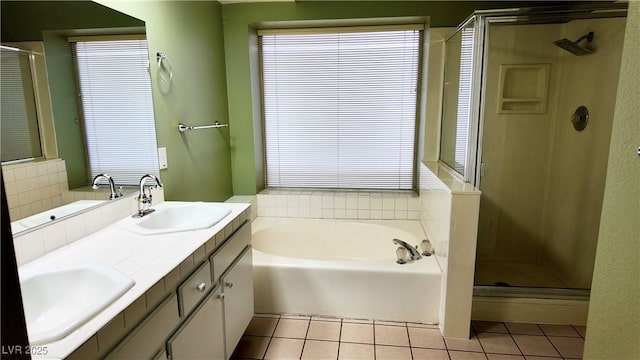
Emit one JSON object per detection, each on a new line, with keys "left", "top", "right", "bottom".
{"left": 252, "top": 217, "right": 442, "bottom": 324}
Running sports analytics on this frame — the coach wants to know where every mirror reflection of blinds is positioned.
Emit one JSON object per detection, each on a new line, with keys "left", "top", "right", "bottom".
{"left": 0, "top": 50, "right": 41, "bottom": 162}
{"left": 454, "top": 27, "right": 475, "bottom": 174}
{"left": 73, "top": 39, "right": 158, "bottom": 185}
{"left": 260, "top": 27, "right": 422, "bottom": 190}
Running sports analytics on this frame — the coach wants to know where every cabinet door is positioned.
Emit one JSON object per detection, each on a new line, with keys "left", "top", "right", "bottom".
{"left": 221, "top": 246, "right": 254, "bottom": 359}
{"left": 167, "top": 286, "right": 225, "bottom": 360}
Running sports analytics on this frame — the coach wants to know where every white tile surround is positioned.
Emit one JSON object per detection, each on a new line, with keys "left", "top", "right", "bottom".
{"left": 12, "top": 188, "right": 164, "bottom": 266}
{"left": 256, "top": 189, "right": 421, "bottom": 220}
{"left": 419, "top": 161, "right": 481, "bottom": 339}
{"left": 3, "top": 159, "right": 69, "bottom": 220}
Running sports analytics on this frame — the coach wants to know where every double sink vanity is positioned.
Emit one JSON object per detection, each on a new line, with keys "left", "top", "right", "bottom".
{"left": 17, "top": 200, "right": 253, "bottom": 359}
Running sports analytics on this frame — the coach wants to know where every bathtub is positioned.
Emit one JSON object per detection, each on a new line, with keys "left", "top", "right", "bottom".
{"left": 252, "top": 217, "right": 442, "bottom": 324}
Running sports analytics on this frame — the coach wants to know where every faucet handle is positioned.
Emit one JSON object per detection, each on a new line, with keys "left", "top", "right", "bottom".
{"left": 396, "top": 247, "right": 407, "bottom": 264}
{"left": 420, "top": 239, "right": 434, "bottom": 256}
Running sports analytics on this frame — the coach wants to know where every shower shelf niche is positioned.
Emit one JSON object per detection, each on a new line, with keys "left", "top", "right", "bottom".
{"left": 497, "top": 64, "right": 550, "bottom": 114}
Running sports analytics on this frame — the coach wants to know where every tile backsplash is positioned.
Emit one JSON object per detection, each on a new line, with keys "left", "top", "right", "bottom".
{"left": 3, "top": 159, "right": 69, "bottom": 220}
{"left": 256, "top": 189, "right": 420, "bottom": 220}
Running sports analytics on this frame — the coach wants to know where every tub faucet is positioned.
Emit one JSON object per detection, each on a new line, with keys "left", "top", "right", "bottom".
{"left": 91, "top": 173, "right": 122, "bottom": 200}
{"left": 392, "top": 238, "right": 422, "bottom": 261}
{"left": 134, "top": 174, "right": 163, "bottom": 218}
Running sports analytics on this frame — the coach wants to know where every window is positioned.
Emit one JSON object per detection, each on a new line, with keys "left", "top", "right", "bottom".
{"left": 72, "top": 37, "right": 158, "bottom": 185}
{"left": 259, "top": 26, "right": 422, "bottom": 190}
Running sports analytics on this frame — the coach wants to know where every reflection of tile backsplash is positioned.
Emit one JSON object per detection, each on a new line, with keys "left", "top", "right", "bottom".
{"left": 256, "top": 189, "right": 420, "bottom": 220}
{"left": 3, "top": 159, "right": 69, "bottom": 221}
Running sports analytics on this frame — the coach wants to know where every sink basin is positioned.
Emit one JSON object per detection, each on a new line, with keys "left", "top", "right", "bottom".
{"left": 118, "top": 202, "right": 232, "bottom": 235}
{"left": 20, "top": 263, "right": 135, "bottom": 345}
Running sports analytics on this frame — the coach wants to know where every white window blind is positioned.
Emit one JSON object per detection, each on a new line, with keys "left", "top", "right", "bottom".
{"left": 260, "top": 27, "right": 422, "bottom": 190}
{"left": 73, "top": 39, "right": 158, "bottom": 185}
{"left": 454, "top": 27, "right": 475, "bottom": 174}
{"left": 1, "top": 49, "right": 41, "bottom": 162}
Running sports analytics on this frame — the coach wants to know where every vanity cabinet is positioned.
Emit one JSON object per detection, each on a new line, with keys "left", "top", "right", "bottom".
{"left": 94, "top": 218, "right": 253, "bottom": 360}
{"left": 167, "top": 286, "right": 225, "bottom": 360}
{"left": 221, "top": 247, "right": 254, "bottom": 357}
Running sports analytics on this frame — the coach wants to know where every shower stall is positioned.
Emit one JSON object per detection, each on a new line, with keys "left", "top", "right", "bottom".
{"left": 439, "top": 5, "right": 627, "bottom": 300}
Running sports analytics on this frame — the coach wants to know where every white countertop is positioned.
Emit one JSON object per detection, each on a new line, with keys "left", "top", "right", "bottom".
{"left": 18, "top": 201, "right": 250, "bottom": 360}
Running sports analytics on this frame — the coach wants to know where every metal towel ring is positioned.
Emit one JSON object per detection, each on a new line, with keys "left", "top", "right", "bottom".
{"left": 156, "top": 52, "right": 173, "bottom": 83}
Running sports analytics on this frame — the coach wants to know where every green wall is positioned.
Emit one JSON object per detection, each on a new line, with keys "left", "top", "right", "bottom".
{"left": 584, "top": 1, "right": 640, "bottom": 358}
{"left": 220, "top": 1, "right": 563, "bottom": 195}
{"left": 96, "top": 1, "right": 233, "bottom": 201}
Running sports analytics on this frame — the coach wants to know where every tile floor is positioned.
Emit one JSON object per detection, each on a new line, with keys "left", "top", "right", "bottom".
{"left": 231, "top": 314, "right": 586, "bottom": 360}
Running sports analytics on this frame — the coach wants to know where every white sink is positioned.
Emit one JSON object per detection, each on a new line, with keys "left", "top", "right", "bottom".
{"left": 20, "top": 263, "right": 135, "bottom": 345}
{"left": 118, "top": 201, "right": 232, "bottom": 235}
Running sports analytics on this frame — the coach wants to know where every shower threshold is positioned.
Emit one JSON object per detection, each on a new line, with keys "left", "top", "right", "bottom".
{"left": 474, "top": 285, "right": 590, "bottom": 301}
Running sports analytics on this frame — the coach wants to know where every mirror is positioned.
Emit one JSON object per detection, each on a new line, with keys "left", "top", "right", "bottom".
{"left": 1, "top": 1, "right": 149, "bottom": 235}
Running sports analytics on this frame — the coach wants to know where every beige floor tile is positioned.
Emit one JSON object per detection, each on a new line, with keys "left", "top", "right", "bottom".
{"left": 307, "top": 320, "right": 341, "bottom": 341}
{"left": 504, "top": 323, "right": 543, "bottom": 335}
{"left": 485, "top": 354, "right": 526, "bottom": 360}
{"left": 341, "top": 322, "right": 374, "bottom": 344}
{"left": 408, "top": 327, "right": 446, "bottom": 349}
{"left": 411, "top": 348, "right": 449, "bottom": 360}
{"left": 524, "top": 357, "right": 562, "bottom": 360}
{"left": 538, "top": 324, "right": 580, "bottom": 337}
{"left": 445, "top": 335, "right": 484, "bottom": 352}
{"left": 245, "top": 317, "right": 279, "bottom": 337}
{"left": 476, "top": 332, "right": 521, "bottom": 355}
{"left": 512, "top": 335, "right": 560, "bottom": 357}
{"left": 473, "top": 321, "right": 509, "bottom": 334}
{"left": 548, "top": 336, "right": 584, "bottom": 358}
{"left": 449, "top": 350, "right": 488, "bottom": 360}
{"left": 273, "top": 318, "right": 310, "bottom": 339}
{"left": 375, "top": 345, "right": 412, "bottom": 360}
{"left": 231, "top": 335, "right": 270, "bottom": 359}
{"left": 338, "top": 342, "right": 375, "bottom": 360}
{"left": 301, "top": 340, "right": 339, "bottom": 360}
{"left": 264, "top": 338, "right": 304, "bottom": 360}
{"left": 572, "top": 325, "right": 587, "bottom": 338}
{"left": 375, "top": 325, "right": 410, "bottom": 346}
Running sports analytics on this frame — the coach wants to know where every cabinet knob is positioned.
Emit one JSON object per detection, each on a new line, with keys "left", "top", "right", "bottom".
{"left": 225, "top": 281, "right": 234, "bottom": 289}
{"left": 196, "top": 282, "right": 206, "bottom": 293}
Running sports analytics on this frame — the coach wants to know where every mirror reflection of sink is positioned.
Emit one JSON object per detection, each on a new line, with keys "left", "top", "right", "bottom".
{"left": 20, "top": 263, "right": 135, "bottom": 345}
{"left": 118, "top": 202, "right": 232, "bottom": 235}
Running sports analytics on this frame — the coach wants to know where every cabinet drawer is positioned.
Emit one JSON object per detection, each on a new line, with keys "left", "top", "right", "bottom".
{"left": 211, "top": 222, "right": 250, "bottom": 283}
{"left": 178, "top": 260, "right": 213, "bottom": 317}
{"left": 105, "top": 294, "right": 179, "bottom": 360}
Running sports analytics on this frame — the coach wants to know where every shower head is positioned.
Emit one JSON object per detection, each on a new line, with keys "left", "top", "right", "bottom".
{"left": 554, "top": 31, "right": 594, "bottom": 56}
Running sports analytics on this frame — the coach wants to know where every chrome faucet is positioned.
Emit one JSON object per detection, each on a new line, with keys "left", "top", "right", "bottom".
{"left": 91, "top": 173, "right": 122, "bottom": 200}
{"left": 134, "top": 174, "right": 163, "bottom": 218}
{"left": 392, "top": 238, "right": 422, "bottom": 261}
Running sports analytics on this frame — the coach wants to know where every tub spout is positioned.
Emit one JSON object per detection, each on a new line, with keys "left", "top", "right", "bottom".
{"left": 392, "top": 238, "right": 422, "bottom": 260}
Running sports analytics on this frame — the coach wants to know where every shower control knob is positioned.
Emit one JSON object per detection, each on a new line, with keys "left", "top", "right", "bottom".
{"left": 196, "top": 282, "right": 206, "bottom": 293}
{"left": 225, "top": 281, "right": 234, "bottom": 289}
